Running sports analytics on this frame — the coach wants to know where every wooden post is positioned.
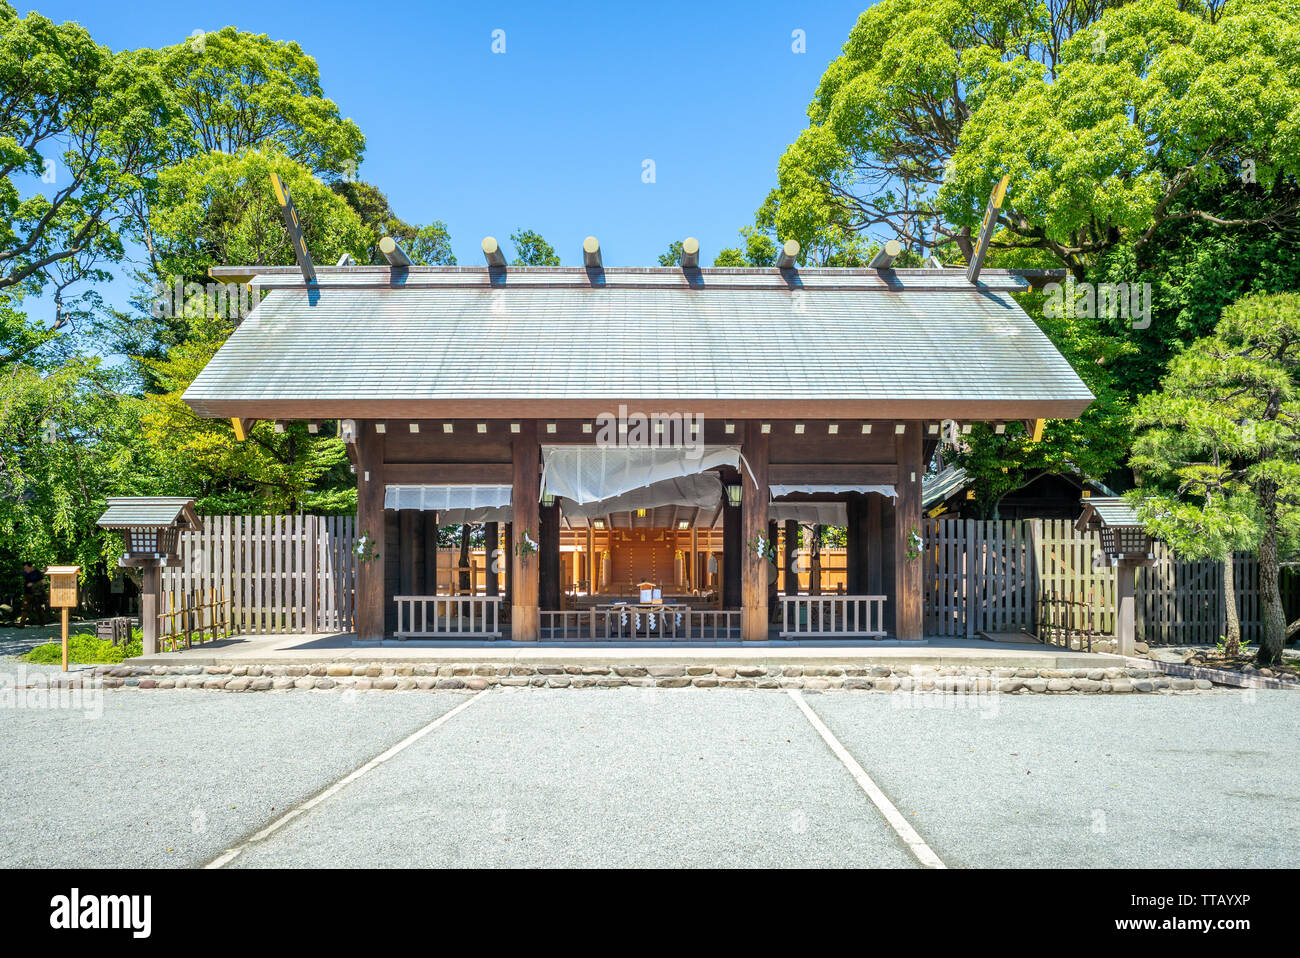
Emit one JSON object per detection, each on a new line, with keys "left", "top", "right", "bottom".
{"left": 60, "top": 607, "right": 68, "bottom": 672}
{"left": 511, "top": 422, "right": 540, "bottom": 640}
{"left": 722, "top": 496, "right": 741, "bottom": 607}
{"left": 1116, "top": 559, "right": 1137, "bottom": 656}
{"left": 485, "top": 521, "right": 500, "bottom": 597}
{"left": 866, "top": 496, "right": 883, "bottom": 594}
{"left": 809, "top": 524, "right": 822, "bottom": 596}
{"left": 355, "top": 421, "right": 386, "bottom": 640}
{"left": 305, "top": 515, "right": 317, "bottom": 635}
{"left": 784, "top": 519, "right": 800, "bottom": 595}
{"left": 767, "top": 519, "right": 779, "bottom": 622}
{"left": 894, "top": 425, "right": 924, "bottom": 639}
{"left": 540, "top": 501, "right": 560, "bottom": 611}
{"left": 741, "top": 421, "right": 770, "bottom": 641}
{"left": 141, "top": 564, "right": 160, "bottom": 655}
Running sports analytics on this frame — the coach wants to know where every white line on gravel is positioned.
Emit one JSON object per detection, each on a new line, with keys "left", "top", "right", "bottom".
{"left": 788, "top": 690, "right": 946, "bottom": 869}
{"left": 204, "top": 690, "right": 488, "bottom": 869}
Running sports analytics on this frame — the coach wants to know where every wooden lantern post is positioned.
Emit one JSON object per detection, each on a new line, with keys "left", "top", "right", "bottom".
{"left": 46, "top": 566, "right": 80, "bottom": 672}
{"left": 1076, "top": 498, "right": 1158, "bottom": 656}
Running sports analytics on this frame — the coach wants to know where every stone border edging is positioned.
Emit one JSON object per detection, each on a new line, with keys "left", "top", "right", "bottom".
{"left": 49, "top": 662, "right": 1232, "bottom": 694}
{"left": 1119, "top": 656, "right": 1297, "bottom": 690}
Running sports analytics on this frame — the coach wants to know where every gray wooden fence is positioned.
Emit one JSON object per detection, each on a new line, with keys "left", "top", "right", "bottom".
{"left": 923, "top": 518, "right": 1261, "bottom": 644}
{"left": 160, "top": 515, "right": 357, "bottom": 634}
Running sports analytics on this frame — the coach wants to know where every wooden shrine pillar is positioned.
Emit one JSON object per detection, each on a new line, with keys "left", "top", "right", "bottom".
{"left": 485, "top": 521, "right": 500, "bottom": 597}
{"left": 808, "top": 524, "right": 822, "bottom": 596}
{"left": 767, "top": 519, "right": 779, "bottom": 621}
{"left": 894, "top": 424, "right": 924, "bottom": 639}
{"left": 722, "top": 495, "right": 741, "bottom": 608}
{"left": 741, "top": 421, "right": 770, "bottom": 641}
{"left": 784, "top": 519, "right": 800, "bottom": 594}
{"left": 511, "top": 423, "right": 540, "bottom": 640}
{"left": 503, "top": 521, "right": 513, "bottom": 620}
{"left": 422, "top": 512, "right": 439, "bottom": 594}
{"left": 846, "top": 495, "right": 864, "bottom": 594}
{"left": 866, "top": 495, "right": 883, "bottom": 595}
{"left": 539, "top": 499, "right": 561, "bottom": 612}
{"left": 355, "top": 422, "right": 386, "bottom": 640}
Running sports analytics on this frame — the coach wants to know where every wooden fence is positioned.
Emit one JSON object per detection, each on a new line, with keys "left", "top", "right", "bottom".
{"left": 923, "top": 518, "right": 1261, "bottom": 644}
{"left": 160, "top": 515, "right": 357, "bottom": 634}
{"left": 155, "top": 514, "right": 1261, "bottom": 643}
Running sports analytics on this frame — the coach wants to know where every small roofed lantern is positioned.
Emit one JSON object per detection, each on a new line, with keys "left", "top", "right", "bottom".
{"left": 1075, "top": 497, "right": 1157, "bottom": 656}
{"left": 96, "top": 497, "right": 201, "bottom": 656}
{"left": 1075, "top": 497, "right": 1156, "bottom": 562}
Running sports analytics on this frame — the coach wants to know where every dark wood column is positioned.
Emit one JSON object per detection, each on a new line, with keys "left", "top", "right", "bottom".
{"left": 846, "top": 495, "right": 864, "bottom": 594}
{"left": 809, "top": 524, "right": 822, "bottom": 596}
{"left": 866, "top": 495, "right": 883, "bottom": 594}
{"left": 722, "top": 497, "right": 741, "bottom": 608}
{"left": 784, "top": 519, "right": 799, "bottom": 594}
{"left": 894, "top": 424, "right": 924, "bottom": 639}
{"left": 503, "top": 521, "right": 513, "bottom": 620}
{"left": 539, "top": 500, "right": 560, "bottom": 611}
{"left": 767, "top": 519, "right": 779, "bottom": 621}
{"left": 355, "top": 421, "right": 386, "bottom": 640}
{"left": 741, "top": 421, "right": 770, "bottom": 641}
{"left": 422, "top": 512, "right": 439, "bottom": 594}
{"left": 510, "top": 423, "right": 540, "bottom": 640}
{"left": 484, "top": 521, "right": 500, "bottom": 597}
{"left": 399, "top": 510, "right": 416, "bottom": 596}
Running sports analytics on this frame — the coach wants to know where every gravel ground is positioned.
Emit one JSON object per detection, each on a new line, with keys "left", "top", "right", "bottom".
{"left": 230, "top": 687, "right": 917, "bottom": 868}
{"left": 2, "top": 684, "right": 1296, "bottom": 869}
{"left": 0, "top": 689, "right": 466, "bottom": 867}
{"left": 809, "top": 690, "right": 1300, "bottom": 868}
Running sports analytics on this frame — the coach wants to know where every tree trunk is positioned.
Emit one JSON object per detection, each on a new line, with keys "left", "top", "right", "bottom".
{"left": 1222, "top": 553, "right": 1240, "bottom": 657}
{"left": 1257, "top": 480, "right": 1285, "bottom": 664}
{"left": 458, "top": 523, "right": 472, "bottom": 595}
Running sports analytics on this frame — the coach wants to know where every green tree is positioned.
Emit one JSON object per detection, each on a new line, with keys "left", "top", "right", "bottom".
{"left": 332, "top": 180, "right": 455, "bottom": 266}
{"left": 1132, "top": 293, "right": 1300, "bottom": 664}
{"left": 714, "top": 227, "right": 779, "bottom": 266}
{"left": 658, "top": 240, "right": 684, "bottom": 266}
{"left": 1130, "top": 394, "right": 1261, "bottom": 655}
{"left": 767, "top": 0, "right": 1300, "bottom": 274}
{"left": 510, "top": 229, "right": 560, "bottom": 266}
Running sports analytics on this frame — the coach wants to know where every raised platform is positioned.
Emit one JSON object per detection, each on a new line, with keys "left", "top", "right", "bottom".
{"left": 128, "top": 631, "right": 1115, "bottom": 670}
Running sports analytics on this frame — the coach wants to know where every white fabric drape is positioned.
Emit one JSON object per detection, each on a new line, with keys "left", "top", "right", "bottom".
{"left": 768, "top": 501, "right": 849, "bottom": 525}
{"left": 557, "top": 473, "right": 723, "bottom": 518}
{"left": 384, "top": 484, "right": 512, "bottom": 523}
{"left": 542, "top": 445, "right": 740, "bottom": 505}
{"left": 769, "top": 483, "right": 897, "bottom": 499}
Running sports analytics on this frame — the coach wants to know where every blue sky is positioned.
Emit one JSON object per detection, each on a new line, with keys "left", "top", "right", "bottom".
{"left": 32, "top": 0, "right": 874, "bottom": 275}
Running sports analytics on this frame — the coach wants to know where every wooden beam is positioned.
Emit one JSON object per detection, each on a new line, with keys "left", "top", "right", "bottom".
{"left": 775, "top": 239, "right": 799, "bottom": 270}
{"left": 868, "top": 239, "right": 903, "bottom": 269}
{"left": 768, "top": 463, "right": 899, "bottom": 485}
{"left": 354, "top": 422, "right": 386, "bottom": 640}
{"left": 741, "top": 420, "right": 770, "bottom": 640}
{"left": 966, "top": 174, "right": 1010, "bottom": 285}
{"left": 230, "top": 418, "right": 256, "bottom": 442}
{"left": 681, "top": 237, "right": 700, "bottom": 269}
{"left": 378, "top": 236, "right": 411, "bottom": 267}
{"left": 268, "top": 170, "right": 317, "bottom": 285}
{"left": 481, "top": 236, "right": 507, "bottom": 267}
{"left": 382, "top": 463, "right": 512, "bottom": 484}
{"left": 510, "top": 421, "right": 540, "bottom": 640}
{"left": 582, "top": 236, "right": 602, "bottom": 269}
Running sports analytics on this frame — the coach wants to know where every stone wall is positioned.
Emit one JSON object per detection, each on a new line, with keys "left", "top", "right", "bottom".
{"left": 71, "top": 662, "right": 1223, "bottom": 693}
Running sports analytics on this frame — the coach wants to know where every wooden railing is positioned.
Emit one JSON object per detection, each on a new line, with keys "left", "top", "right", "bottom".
{"left": 779, "top": 595, "right": 886, "bottom": 638}
{"left": 394, "top": 595, "right": 501, "bottom": 639}
{"left": 538, "top": 608, "right": 741, "bottom": 641}
{"left": 158, "top": 587, "right": 230, "bottom": 652}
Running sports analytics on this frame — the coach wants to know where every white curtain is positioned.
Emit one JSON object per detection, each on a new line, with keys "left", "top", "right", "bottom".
{"left": 770, "top": 483, "right": 897, "bottom": 499}
{"left": 768, "top": 501, "right": 848, "bottom": 525}
{"left": 557, "top": 473, "right": 723, "bottom": 518}
{"left": 542, "top": 445, "right": 740, "bottom": 504}
{"left": 384, "top": 484, "right": 512, "bottom": 523}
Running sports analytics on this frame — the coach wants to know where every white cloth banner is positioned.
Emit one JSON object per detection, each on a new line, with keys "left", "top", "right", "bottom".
{"left": 768, "top": 501, "right": 849, "bottom": 525}
{"left": 541, "top": 444, "right": 740, "bottom": 505}
{"left": 384, "top": 484, "right": 512, "bottom": 523}
{"left": 558, "top": 473, "right": 723, "bottom": 518}
{"left": 770, "top": 483, "right": 897, "bottom": 500}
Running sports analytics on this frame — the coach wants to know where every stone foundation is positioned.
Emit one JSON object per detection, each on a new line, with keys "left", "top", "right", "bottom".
{"left": 60, "top": 662, "right": 1226, "bottom": 693}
